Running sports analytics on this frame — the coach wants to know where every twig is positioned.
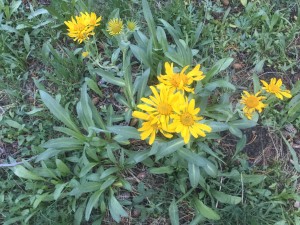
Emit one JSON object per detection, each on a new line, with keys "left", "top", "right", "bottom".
{"left": 0, "top": 156, "right": 36, "bottom": 167}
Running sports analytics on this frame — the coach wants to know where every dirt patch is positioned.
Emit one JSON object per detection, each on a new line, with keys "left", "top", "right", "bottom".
{"left": 219, "top": 126, "right": 287, "bottom": 167}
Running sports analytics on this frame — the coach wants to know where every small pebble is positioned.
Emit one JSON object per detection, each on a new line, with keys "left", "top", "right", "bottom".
{"left": 137, "top": 172, "right": 147, "bottom": 180}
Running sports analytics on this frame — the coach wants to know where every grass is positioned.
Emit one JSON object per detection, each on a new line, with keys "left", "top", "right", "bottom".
{"left": 1, "top": 0, "right": 300, "bottom": 224}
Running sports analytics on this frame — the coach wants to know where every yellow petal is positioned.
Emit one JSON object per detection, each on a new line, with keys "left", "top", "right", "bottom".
{"left": 132, "top": 111, "right": 149, "bottom": 120}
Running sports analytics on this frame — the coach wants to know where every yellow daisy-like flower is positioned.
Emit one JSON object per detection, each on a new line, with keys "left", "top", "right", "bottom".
{"left": 136, "top": 85, "right": 181, "bottom": 130}
{"left": 157, "top": 62, "right": 205, "bottom": 93}
{"left": 82, "top": 51, "right": 89, "bottom": 58}
{"left": 169, "top": 98, "right": 212, "bottom": 144}
{"left": 85, "top": 12, "right": 102, "bottom": 28}
{"left": 240, "top": 91, "right": 266, "bottom": 120}
{"left": 107, "top": 18, "right": 124, "bottom": 36}
{"left": 261, "top": 78, "right": 292, "bottom": 100}
{"left": 132, "top": 111, "right": 172, "bottom": 145}
{"left": 64, "top": 12, "right": 101, "bottom": 43}
{"left": 126, "top": 20, "right": 138, "bottom": 31}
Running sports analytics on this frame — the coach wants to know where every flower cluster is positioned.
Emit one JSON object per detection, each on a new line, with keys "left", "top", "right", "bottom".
{"left": 240, "top": 78, "right": 292, "bottom": 119}
{"left": 107, "top": 18, "right": 138, "bottom": 36}
{"left": 133, "top": 62, "right": 211, "bottom": 145}
{"left": 64, "top": 12, "right": 102, "bottom": 43}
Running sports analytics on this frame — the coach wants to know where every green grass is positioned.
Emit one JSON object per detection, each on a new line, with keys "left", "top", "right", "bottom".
{"left": 1, "top": 0, "right": 300, "bottom": 224}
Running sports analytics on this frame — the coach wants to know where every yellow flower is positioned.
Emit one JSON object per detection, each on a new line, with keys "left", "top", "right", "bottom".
{"left": 240, "top": 91, "right": 266, "bottom": 120}
{"left": 82, "top": 51, "right": 89, "bottom": 58}
{"left": 107, "top": 18, "right": 123, "bottom": 36}
{"left": 136, "top": 85, "right": 181, "bottom": 130}
{"left": 169, "top": 98, "right": 212, "bottom": 144}
{"left": 132, "top": 111, "right": 172, "bottom": 145}
{"left": 64, "top": 12, "right": 101, "bottom": 43}
{"left": 85, "top": 12, "right": 102, "bottom": 28}
{"left": 157, "top": 62, "right": 205, "bottom": 93}
{"left": 261, "top": 78, "right": 292, "bottom": 100}
{"left": 126, "top": 20, "right": 138, "bottom": 31}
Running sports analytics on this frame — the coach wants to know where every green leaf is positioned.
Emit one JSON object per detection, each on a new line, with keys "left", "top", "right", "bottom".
{"left": 28, "top": 8, "right": 48, "bottom": 19}
{"left": 204, "top": 58, "right": 234, "bottom": 83}
{"left": 169, "top": 199, "right": 179, "bottom": 225}
{"left": 77, "top": 83, "right": 95, "bottom": 130}
{"left": 56, "top": 159, "right": 71, "bottom": 175}
{"left": 85, "top": 77, "right": 103, "bottom": 97}
{"left": 252, "top": 73, "right": 261, "bottom": 93}
{"left": 149, "top": 166, "right": 174, "bottom": 174}
{"left": 74, "top": 201, "right": 86, "bottom": 225}
{"left": 234, "top": 135, "right": 246, "bottom": 157}
{"left": 79, "top": 163, "right": 98, "bottom": 178}
{"left": 24, "top": 32, "right": 30, "bottom": 52}
{"left": 211, "top": 190, "right": 242, "bottom": 204}
{"left": 188, "top": 163, "right": 200, "bottom": 188}
{"left": 100, "top": 177, "right": 116, "bottom": 190}
{"left": 281, "top": 133, "right": 300, "bottom": 172}
{"left": 229, "top": 119, "right": 257, "bottom": 129}
{"left": 130, "top": 44, "right": 151, "bottom": 68}
{"left": 90, "top": 68, "right": 125, "bottom": 87}
{"left": 155, "top": 139, "right": 185, "bottom": 160}
{"left": 229, "top": 126, "right": 243, "bottom": 138}
{"left": 142, "top": 0, "right": 159, "bottom": 49}
{"left": 240, "top": 0, "right": 247, "bottom": 6}
{"left": 108, "top": 126, "right": 140, "bottom": 139}
{"left": 205, "top": 80, "right": 236, "bottom": 92}
{"left": 10, "top": 0, "right": 22, "bottom": 14}
{"left": 207, "top": 121, "right": 229, "bottom": 132}
{"left": 100, "top": 167, "right": 119, "bottom": 179}
{"left": 85, "top": 189, "right": 104, "bottom": 221}
{"left": 0, "top": 24, "right": 18, "bottom": 33}
{"left": 54, "top": 126, "right": 86, "bottom": 141}
{"left": 156, "top": 26, "right": 168, "bottom": 51}
{"left": 194, "top": 199, "right": 220, "bottom": 220}
{"left": 53, "top": 183, "right": 68, "bottom": 200}
{"left": 13, "top": 165, "right": 45, "bottom": 181}
{"left": 109, "top": 190, "right": 128, "bottom": 223}
{"left": 36, "top": 149, "right": 63, "bottom": 162}
{"left": 40, "top": 90, "right": 80, "bottom": 132}
{"left": 42, "top": 137, "right": 84, "bottom": 150}
{"left": 136, "top": 68, "right": 150, "bottom": 102}
{"left": 178, "top": 148, "right": 218, "bottom": 177}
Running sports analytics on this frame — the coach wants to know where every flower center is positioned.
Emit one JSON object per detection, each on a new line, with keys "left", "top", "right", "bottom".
{"left": 245, "top": 96, "right": 259, "bottom": 108}
{"left": 111, "top": 23, "right": 122, "bottom": 34}
{"left": 157, "top": 102, "right": 172, "bottom": 115}
{"left": 170, "top": 74, "right": 188, "bottom": 88}
{"left": 180, "top": 112, "right": 194, "bottom": 126}
{"left": 127, "top": 22, "right": 136, "bottom": 31}
{"left": 75, "top": 23, "right": 85, "bottom": 32}
{"left": 268, "top": 84, "right": 280, "bottom": 93}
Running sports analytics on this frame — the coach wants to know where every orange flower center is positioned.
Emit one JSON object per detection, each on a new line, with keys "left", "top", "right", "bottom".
{"left": 170, "top": 74, "right": 188, "bottom": 88}
{"left": 245, "top": 96, "right": 259, "bottom": 108}
{"left": 157, "top": 102, "right": 172, "bottom": 115}
{"left": 180, "top": 112, "right": 194, "bottom": 126}
{"left": 268, "top": 84, "right": 280, "bottom": 93}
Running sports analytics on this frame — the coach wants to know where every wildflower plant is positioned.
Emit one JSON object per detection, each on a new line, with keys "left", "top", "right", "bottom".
{"left": 64, "top": 12, "right": 102, "bottom": 43}
{"left": 11, "top": 0, "right": 300, "bottom": 224}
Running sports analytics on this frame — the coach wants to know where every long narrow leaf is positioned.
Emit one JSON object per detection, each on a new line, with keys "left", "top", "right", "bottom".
{"left": 40, "top": 90, "right": 79, "bottom": 132}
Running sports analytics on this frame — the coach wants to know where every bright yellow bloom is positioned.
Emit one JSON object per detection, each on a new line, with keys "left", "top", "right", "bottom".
{"left": 64, "top": 12, "right": 101, "bottom": 43}
{"left": 261, "top": 78, "right": 292, "bottom": 100}
{"left": 169, "top": 98, "right": 212, "bottom": 144}
{"left": 126, "top": 20, "right": 138, "bottom": 31}
{"left": 107, "top": 18, "right": 123, "bottom": 36}
{"left": 82, "top": 51, "right": 89, "bottom": 58}
{"left": 157, "top": 62, "right": 205, "bottom": 93}
{"left": 132, "top": 111, "right": 172, "bottom": 145}
{"left": 136, "top": 85, "right": 181, "bottom": 130}
{"left": 240, "top": 91, "right": 266, "bottom": 120}
{"left": 85, "top": 12, "right": 102, "bottom": 28}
